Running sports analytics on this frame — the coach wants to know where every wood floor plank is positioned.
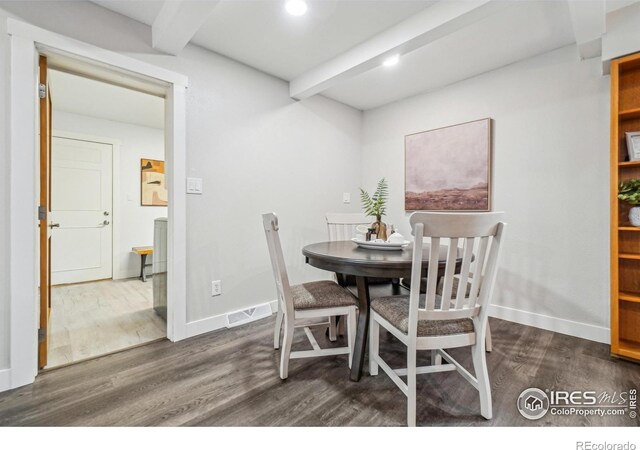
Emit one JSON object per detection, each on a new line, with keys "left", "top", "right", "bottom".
{"left": 47, "top": 278, "right": 166, "bottom": 368}
{"left": 0, "top": 316, "right": 638, "bottom": 426}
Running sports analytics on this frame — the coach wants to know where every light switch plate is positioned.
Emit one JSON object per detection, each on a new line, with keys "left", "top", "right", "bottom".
{"left": 343, "top": 192, "right": 351, "bottom": 204}
{"left": 187, "top": 177, "right": 203, "bottom": 194}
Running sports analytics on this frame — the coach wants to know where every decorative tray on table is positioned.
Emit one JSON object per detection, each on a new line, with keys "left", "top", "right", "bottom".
{"left": 351, "top": 238, "right": 410, "bottom": 251}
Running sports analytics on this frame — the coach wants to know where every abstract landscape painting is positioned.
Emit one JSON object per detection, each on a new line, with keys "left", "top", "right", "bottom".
{"left": 405, "top": 118, "right": 491, "bottom": 211}
{"left": 141, "top": 159, "right": 168, "bottom": 206}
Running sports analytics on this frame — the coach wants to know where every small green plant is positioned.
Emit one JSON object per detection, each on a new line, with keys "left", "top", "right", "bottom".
{"left": 360, "top": 178, "right": 388, "bottom": 221}
{"left": 619, "top": 179, "right": 640, "bottom": 205}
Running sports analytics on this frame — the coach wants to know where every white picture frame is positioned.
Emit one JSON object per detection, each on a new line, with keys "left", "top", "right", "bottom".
{"left": 626, "top": 131, "right": 640, "bottom": 161}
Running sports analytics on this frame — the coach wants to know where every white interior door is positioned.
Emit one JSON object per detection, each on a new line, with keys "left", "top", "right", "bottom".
{"left": 51, "top": 137, "right": 113, "bottom": 285}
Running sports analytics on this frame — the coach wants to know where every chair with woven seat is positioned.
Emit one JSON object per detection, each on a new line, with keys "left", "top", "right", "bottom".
{"left": 401, "top": 266, "right": 493, "bottom": 352}
{"left": 325, "top": 212, "right": 394, "bottom": 339}
{"left": 369, "top": 212, "right": 506, "bottom": 426}
{"left": 263, "top": 212, "right": 358, "bottom": 379}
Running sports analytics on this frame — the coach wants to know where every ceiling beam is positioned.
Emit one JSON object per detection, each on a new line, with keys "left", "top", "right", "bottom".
{"left": 602, "top": 0, "right": 640, "bottom": 73}
{"left": 606, "top": 0, "right": 640, "bottom": 14}
{"left": 289, "top": 0, "right": 509, "bottom": 100}
{"left": 152, "top": 0, "right": 219, "bottom": 55}
{"left": 567, "top": 0, "right": 605, "bottom": 60}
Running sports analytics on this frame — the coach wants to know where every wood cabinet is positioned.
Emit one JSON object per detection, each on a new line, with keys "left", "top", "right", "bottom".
{"left": 611, "top": 52, "right": 640, "bottom": 362}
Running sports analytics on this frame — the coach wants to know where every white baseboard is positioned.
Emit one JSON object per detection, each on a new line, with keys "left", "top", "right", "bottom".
{"left": 186, "top": 300, "right": 278, "bottom": 339}
{"left": 489, "top": 304, "right": 610, "bottom": 344}
{"left": 114, "top": 270, "right": 141, "bottom": 281}
{"left": 184, "top": 300, "right": 609, "bottom": 344}
{"left": 0, "top": 369, "right": 11, "bottom": 393}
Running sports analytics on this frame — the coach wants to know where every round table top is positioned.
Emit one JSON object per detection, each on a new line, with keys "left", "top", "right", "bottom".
{"left": 302, "top": 240, "right": 456, "bottom": 278}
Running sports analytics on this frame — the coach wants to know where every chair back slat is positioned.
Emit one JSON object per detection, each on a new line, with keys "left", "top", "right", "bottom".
{"left": 409, "top": 212, "right": 506, "bottom": 335}
{"left": 424, "top": 237, "right": 440, "bottom": 311}
{"left": 262, "top": 213, "right": 294, "bottom": 317}
{"left": 326, "top": 213, "right": 370, "bottom": 241}
{"left": 455, "top": 237, "right": 475, "bottom": 309}
{"left": 439, "top": 238, "right": 459, "bottom": 311}
{"left": 467, "top": 236, "right": 489, "bottom": 309}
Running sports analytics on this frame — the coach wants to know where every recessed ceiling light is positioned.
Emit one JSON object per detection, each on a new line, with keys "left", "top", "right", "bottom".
{"left": 285, "top": 0, "right": 308, "bottom": 16}
{"left": 383, "top": 54, "right": 400, "bottom": 67}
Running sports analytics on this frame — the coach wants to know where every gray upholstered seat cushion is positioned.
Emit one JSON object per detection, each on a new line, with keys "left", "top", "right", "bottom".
{"left": 371, "top": 295, "right": 474, "bottom": 337}
{"left": 290, "top": 280, "right": 357, "bottom": 310}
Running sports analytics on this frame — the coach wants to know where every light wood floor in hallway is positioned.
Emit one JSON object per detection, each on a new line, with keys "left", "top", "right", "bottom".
{"left": 47, "top": 278, "right": 166, "bottom": 368}
{"left": 2, "top": 315, "right": 638, "bottom": 426}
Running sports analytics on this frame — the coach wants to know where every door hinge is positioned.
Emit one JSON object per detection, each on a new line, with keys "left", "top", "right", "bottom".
{"left": 38, "top": 83, "right": 46, "bottom": 99}
{"left": 38, "top": 206, "right": 46, "bottom": 221}
{"left": 38, "top": 328, "right": 46, "bottom": 343}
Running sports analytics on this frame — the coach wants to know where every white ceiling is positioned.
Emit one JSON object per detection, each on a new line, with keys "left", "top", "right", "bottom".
{"left": 49, "top": 70, "right": 165, "bottom": 129}
{"left": 93, "top": 0, "right": 433, "bottom": 80}
{"left": 88, "top": 0, "right": 598, "bottom": 110}
{"left": 323, "top": 1, "right": 575, "bottom": 110}
{"left": 91, "top": 0, "right": 164, "bottom": 25}
{"left": 189, "top": 1, "right": 433, "bottom": 80}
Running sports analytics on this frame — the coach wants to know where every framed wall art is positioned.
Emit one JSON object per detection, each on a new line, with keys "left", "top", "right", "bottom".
{"left": 141, "top": 158, "right": 168, "bottom": 206}
{"left": 405, "top": 118, "right": 491, "bottom": 211}
{"left": 626, "top": 131, "right": 640, "bottom": 161}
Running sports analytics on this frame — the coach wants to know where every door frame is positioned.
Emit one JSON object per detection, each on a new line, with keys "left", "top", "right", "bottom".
{"left": 7, "top": 18, "right": 188, "bottom": 389}
{"left": 51, "top": 130, "right": 121, "bottom": 284}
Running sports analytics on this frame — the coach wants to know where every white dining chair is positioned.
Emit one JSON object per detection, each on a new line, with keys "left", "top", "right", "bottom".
{"left": 369, "top": 212, "right": 506, "bottom": 426}
{"left": 325, "top": 212, "right": 371, "bottom": 241}
{"left": 401, "top": 254, "right": 494, "bottom": 353}
{"left": 262, "top": 212, "right": 358, "bottom": 379}
{"left": 325, "top": 213, "right": 370, "bottom": 339}
{"left": 325, "top": 212, "right": 396, "bottom": 339}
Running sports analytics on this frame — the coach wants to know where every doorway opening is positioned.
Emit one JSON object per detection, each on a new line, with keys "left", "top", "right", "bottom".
{"left": 7, "top": 17, "right": 187, "bottom": 390}
{"left": 41, "top": 65, "right": 168, "bottom": 369}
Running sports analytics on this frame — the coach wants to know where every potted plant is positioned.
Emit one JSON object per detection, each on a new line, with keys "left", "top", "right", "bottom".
{"left": 618, "top": 179, "right": 640, "bottom": 226}
{"left": 360, "top": 178, "right": 389, "bottom": 240}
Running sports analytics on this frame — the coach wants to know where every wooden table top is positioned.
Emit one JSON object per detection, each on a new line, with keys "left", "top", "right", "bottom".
{"left": 302, "top": 240, "right": 458, "bottom": 279}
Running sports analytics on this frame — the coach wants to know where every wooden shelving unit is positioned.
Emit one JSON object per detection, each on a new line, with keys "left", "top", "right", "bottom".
{"left": 611, "top": 52, "right": 640, "bottom": 362}
{"left": 618, "top": 160, "right": 640, "bottom": 167}
{"left": 620, "top": 108, "right": 640, "bottom": 121}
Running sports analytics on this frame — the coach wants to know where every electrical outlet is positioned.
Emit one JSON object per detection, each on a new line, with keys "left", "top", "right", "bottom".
{"left": 212, "top": 280, "right": 222, "bottom": 297}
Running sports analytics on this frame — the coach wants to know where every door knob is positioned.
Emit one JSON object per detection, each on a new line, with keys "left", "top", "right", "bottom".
{"left": 48, "top": 223, "right": 60, "bottom": 229}
{"left": 102, "top": 220, "right": 110, "bottom": 226}
{"left": 104, "top": 211, "right": 110, "bottom": 216}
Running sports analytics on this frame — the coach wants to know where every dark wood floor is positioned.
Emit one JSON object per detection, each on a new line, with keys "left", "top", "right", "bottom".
{"left": 0, "top": 314, "right": 638, "bottom": 426}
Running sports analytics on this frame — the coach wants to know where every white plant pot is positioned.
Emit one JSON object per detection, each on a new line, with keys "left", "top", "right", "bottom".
{"left": 630, "top": 207, "right": 640, "bottom": 227}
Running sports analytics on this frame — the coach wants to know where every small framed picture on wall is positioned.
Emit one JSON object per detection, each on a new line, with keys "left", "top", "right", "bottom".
{"left": 626, "top": 132, "right": 640, "bottom": 162}
{"left": 141, "top": 158, "right": 168, "bottom": 206}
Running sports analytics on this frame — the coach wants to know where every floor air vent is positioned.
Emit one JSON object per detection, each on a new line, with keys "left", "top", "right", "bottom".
{"left": 225, "top": 303, "right": 273, "bottom": 328}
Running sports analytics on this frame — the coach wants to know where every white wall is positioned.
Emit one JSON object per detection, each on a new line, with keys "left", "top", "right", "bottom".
{"left": 52, "top": 111, "right": 166, "bottom": 280}
{"left": 0, "top": 12, "right": 9, "bottom": 370}
{"left": 0, "top": 0, "right": 363, "bottom": 374}
{"left": 141, "top": 44, "right": 363, "bottom": 322}
{"left": 361, "top": 45, "right": 610, "bottom": 342}
{"left": 0, "top": 0, "right": 614, "bottom": 381}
